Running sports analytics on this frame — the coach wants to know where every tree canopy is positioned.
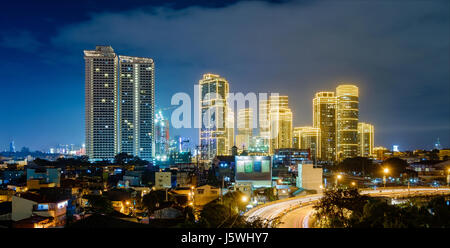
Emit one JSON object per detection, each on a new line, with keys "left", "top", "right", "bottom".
{"left": 336, "top": 157, "right": 378, "bottom": 176}
{"left": 381, "top": 157, "right": 409, "bottom": 177}
{"left": 313, "top": 189, "right": 450, "bottom": 228}
{"left": 83, "top": 195, "right": 114, "bottom": 214}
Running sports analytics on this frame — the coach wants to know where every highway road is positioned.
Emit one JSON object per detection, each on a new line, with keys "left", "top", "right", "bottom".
{"left": 245, "top": 187, "right": 450, "bottom": 228}
{"left": 278, "top": 205, "right": 314, "bottom": 228}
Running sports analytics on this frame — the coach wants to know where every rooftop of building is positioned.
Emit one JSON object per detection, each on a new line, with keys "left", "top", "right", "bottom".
{"left": 83, "top": 45, "right": 116, "bottom": 58}
{"left": 14, "top": 215, "right": 53, "bottom": 225}
{"left": 119, "top": 55, "right": 154, "bottom": 64}
{"left": 17, "top": 191, "right": 69, "bottom": 203}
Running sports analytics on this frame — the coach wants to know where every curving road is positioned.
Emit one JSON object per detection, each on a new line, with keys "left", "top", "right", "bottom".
{"left": 245, "top": 187, "right": 450, "bottom": 228}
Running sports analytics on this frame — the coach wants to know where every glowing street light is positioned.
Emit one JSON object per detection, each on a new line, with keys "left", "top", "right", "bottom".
{"left": 351, "top": 182, "right": 356, "bottom": 187}
{"left": 241, "top": 196, "right": 248, "bottom": 203}
{"left": 335, "top": 174, "right": 342, "bottom": 188}
{"left": 383, "top": 168, "right": 389, "bottom": 188}
{"left": 447, "top": 168, "right": 450, "bottom": 187}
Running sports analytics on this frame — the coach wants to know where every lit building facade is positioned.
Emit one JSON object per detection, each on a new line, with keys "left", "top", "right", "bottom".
{"left": 227, "top": 107, "right": 235, "bottom": 154}
{"left": 248, "top": 136, "right": 269, "bottom": 155}
{"left": 374, "top": 146, "right": 389, "bottom": 160}
{"left": 259, "top": 99, "right": 270, "bottom": 145}
{"left": 293, "top": 126, "right": 321, "bottom": 162}
{"left": 10, "top": 141, "right": 15, "bottom": 153}
{"left": 118, "top": 55, "right": 155, "bottom": 161}
{"left": 236, "top": 108, "right": 253, "bottom": 151}
{"left": 85, "top": 46, "right": 155, "bottom": 161}
{"left": 336, "top": 85, "right": 359, "bottom": 161}
{"left": 358, "top": 122, "right": 374, "bottom": 157}
{"left": 84, "top": 46, "right": 118, "bottom": 160}
{"left": 199, "top": 74, "right": 233, "bottom": 161}
{"left": 154, "top": 111, "right": 170, "bottom": 161}
{"left": 269, "top": 95, "right": 293, "bottom": 154}
{"left": 313, "top": 91, "right": 337, "bottom": 162}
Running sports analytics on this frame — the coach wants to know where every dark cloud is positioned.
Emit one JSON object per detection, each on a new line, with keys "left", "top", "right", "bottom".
{"left": 0, "top": 30, "right": 42, "bottom": 52}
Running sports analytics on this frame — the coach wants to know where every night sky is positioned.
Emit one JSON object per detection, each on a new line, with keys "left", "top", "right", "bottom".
{"left": 1, "top": 0, "right": 449, "bottom": 152}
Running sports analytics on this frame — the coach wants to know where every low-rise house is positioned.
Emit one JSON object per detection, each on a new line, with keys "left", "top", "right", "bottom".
{"left": 0, "top": 189, "right": 14, "bottom": 202}
{"left": 155, "top": 171, "right": 171, "bottom": 189}
{"left": 27, "top": 166, "right": 61, "bottom": 187}
{"left": 12, "top": 192, "right": 69, "bottom": 227}
{"left": 233, "top": 182, "right": 252, "bottom": 199}
{"left": 106, "top": 189, "right": 136, "bottom": 215}
{"left": 27, "top": 179, "right": 57, "bottom": 190}
{"left": 193, "top": 185, "right": 220, "bottom": 206}
{"left": 13, "top": 215, "right": 54, "bottom": 228}
{"left": 153, "top": 206, "right": 183, "bottom": 219}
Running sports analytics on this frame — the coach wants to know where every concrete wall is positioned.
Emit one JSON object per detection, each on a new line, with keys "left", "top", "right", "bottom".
{"left": 297, "top": 163, "right": 323, "bottom": 193}
{"left": 12, "top": 196, "right": 35, "bottom": 221}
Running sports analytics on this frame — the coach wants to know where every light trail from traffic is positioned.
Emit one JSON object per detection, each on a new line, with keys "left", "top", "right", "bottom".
{"left": 245, "top": 187, "right": 450, "bottom": 228}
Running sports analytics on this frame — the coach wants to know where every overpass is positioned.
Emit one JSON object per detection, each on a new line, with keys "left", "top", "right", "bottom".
{"left": 244, "top": 187, "right": 450, "bottom": 228}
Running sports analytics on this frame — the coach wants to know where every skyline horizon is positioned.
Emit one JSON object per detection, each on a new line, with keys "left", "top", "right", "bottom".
{"left": 1, "top": 1, "right": 449, "bottom": 153}
{"left": 2, "top": 72, "right": 448, "bottom": 153}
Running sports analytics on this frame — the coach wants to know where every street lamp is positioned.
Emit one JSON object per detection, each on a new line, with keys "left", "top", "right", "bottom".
{"left": 241, "top": 196, "right": 248, "bottom": 203}
{"left": 383, "top": 168, "right": 389, "bottom": 189}
{"left": 335, "top": 174, "right": 342, "bottom": 188}
{"left": 447, "top": 169, "right": 450, "bottom": 187}
{"left": 351, "top": 182, "right": 356, "bottom": 187}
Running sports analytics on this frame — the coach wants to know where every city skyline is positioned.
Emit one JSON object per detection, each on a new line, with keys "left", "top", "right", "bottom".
{"left": 0, "top": 0, "right": 449, "bottom": 232}
{"left": 1, "top": 0, "right": 449, "bottom": 151}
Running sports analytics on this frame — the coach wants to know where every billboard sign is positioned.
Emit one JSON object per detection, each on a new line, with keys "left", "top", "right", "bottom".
{"left": 235, "top": 156, "right": 271, "bottom": 182}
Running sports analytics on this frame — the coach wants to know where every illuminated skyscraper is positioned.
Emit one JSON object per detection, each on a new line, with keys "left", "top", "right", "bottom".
{"left": 118, "top": 55, "right": 155, "bottom": 161}
{"left": 85, "top": 46, "right": 154, "bottom": 161}
{"left": 236, "top": 108, "right": 253, "bottom": 151}
{"left": 313, "top": 91, "right": 337, "bottom": 162}
{"left": 227, "top": 107, "right": 235, "bottom": 153}
{"left": 358, "top": 122, "right": 374, "bottom": 157}
{"left": 248, "top": 136, "right": 269, "bottom": 155}
{"left": 269, "top": 95, "right": 293, "bottom": 154}
{"left": 336, "top": 85, "right": 359, "bottom": 161}
{"left": 84, "top": 46, "right": 118, "bottom": 160}
{"left": 259, "top": 98, "right": 270, "bottom": 142}
{"left": 198, "top": 74, "right": 232, "bottom": 161}
{"left": 154, "top": 111, "right": 169, "bottom": 161}
{"left": 293, "top": 126, "right": 321, "bottom": 162}
{"left": 434, "top": 138, "right": 442, "bottom": 150}
{"left": 9, "top": 141, "right": 16, "bottom": 153}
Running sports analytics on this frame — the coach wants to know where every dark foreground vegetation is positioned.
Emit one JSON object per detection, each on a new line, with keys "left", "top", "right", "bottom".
{"left": 313, "top": 189, "right": 450, "bottom": 228}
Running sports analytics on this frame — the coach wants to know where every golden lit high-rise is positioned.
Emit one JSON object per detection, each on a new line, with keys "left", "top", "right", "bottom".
{"left": 198, "top": 74, "right": 232, "bottom": 161}
{"left": 358, "top": 122, "right": 374, "bottom": 157}
{"left": 236, "top": 108, "right": 253, "bottom": 151}
{"left": 268, "top": 95, "right": 292, "bottom": 154}
{"left": 336, "top": 84, "right": 359, "bottom": 161}
{"left": 293, "top": 126, "right": 321, "bottom": 162}
{"left": 313, "top": 91, "right": 337, "bottom": 162}
{"left": 227, "top": 107, "right": 235, "bottom": 153}
{"left": 259, "top": 99, "right": 270, "bottom": 142}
